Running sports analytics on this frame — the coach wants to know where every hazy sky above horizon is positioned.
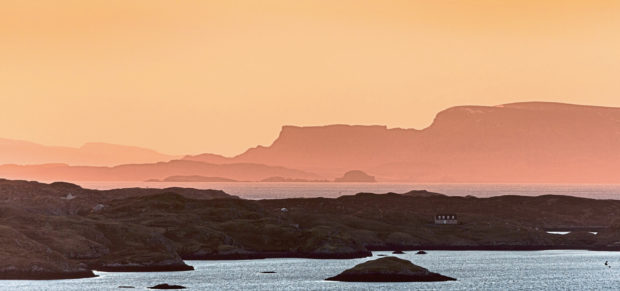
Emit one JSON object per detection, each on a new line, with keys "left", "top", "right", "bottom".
{"left": 2, "top": 0, "right": 620, "bottom": 156}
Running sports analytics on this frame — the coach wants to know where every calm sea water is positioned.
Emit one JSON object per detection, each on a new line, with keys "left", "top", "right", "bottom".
{"left": 77, "top": 182, "right": 620, "bottom": 200}
{"left": 7, "top": 250, "right": 620, "bottom": 290}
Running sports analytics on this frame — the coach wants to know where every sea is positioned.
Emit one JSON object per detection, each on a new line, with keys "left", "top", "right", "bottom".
{"left": 7, "top": 250, "right": 620, "bottom": 290}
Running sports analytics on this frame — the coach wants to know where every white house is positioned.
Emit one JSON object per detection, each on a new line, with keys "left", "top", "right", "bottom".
{"left": 434, "top": 214, "right": 458, "bottom": 224}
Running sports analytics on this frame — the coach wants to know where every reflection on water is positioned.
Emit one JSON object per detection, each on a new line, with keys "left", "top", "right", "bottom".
{"left": 5, "top": 250, "right": 620, "bottom": 290}
{"left": 546, "top": 231, "right": 599, "bottom": 235}
{"left": 77, "top": 181, "right": 620, "bottom": 200}
{"left": 547, "top": 231, "right": 571, "bottom": 235}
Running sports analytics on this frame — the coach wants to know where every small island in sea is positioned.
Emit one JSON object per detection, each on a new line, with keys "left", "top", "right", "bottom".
{"left": 334, "top": 170, "right": 376, "bottom": 183}
{"left": 326, "top": 256, "right": 456, "bottom": 282}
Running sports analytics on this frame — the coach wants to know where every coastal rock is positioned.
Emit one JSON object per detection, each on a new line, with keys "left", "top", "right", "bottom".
{"left": 92, "top": 225, "right": 194, "bottom": 272}
{"left": 416, "top": 250, "right": 427, "bottom": 255}
{"left": 325, "top": 257, "right": 456, "bottom": 282}
{"left": 0, "top": 225, "right": 95, "bottom": 280}
{"left": 296, "top": 227, "right": 372, "bottom": 259}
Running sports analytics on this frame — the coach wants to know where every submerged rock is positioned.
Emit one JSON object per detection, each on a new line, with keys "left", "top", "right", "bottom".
{"left": 392, "top": 250, "right": 405, "bottom": 254}
{"left": 416, "top": 250, "right": 427, "bottom": 255}
{"left": 325, "top": 256, "right": 456, "bottom": 282}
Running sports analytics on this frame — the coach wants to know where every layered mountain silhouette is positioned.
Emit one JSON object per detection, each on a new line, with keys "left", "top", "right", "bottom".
{"left": 0, "top": 139, "right": 178, "bottom": 166}
{"left": 184, "top": 102, "right": 620, "bottom": 183}
{"left": 0, "top": 160, "right": 318, "bottom": 182}
{"left": 3, "top": 102, "right": 620, "bottom": 183}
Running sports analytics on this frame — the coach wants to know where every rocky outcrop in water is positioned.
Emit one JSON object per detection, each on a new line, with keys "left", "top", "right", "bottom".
{"left": 325, "top": 256, "right": 455, "bottom": 282}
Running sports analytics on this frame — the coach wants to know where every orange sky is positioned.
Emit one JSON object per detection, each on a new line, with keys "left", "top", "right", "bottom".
{"left": 1, "top": 0, "right": 620, "bottom": 156}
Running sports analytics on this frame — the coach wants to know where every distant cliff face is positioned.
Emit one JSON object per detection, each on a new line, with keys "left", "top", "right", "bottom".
{"left": 233, "top": 125, "right": 419, "bottom": 173}
{"left": 212, "top": 102, "right": 620, "bottom": 182}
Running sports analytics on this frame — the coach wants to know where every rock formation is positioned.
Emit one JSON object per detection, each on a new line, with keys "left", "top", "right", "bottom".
{"left": 325, "top": 256, "right": 455, "bottom": 282}
{"left": 334, "top": 170, "right": 376, "bottom": 182}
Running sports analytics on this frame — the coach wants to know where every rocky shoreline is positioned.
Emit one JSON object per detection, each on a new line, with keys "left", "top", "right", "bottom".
{"left": 3, "top": 179, "right": 620, "bottom": 279}
{"left": 182, "top": 251, "right": 373, "bottom": 260}
{"left": 0, "top": 270, "right": 96, "bottom": 280}
{"left": 182, "top": 245, "right": 620, "bottom": 261}
{"left": 94, "top": 264, "right": 194, "bottom": 272}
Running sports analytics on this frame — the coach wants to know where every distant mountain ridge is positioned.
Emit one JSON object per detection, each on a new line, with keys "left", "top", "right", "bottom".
{"left": 0, "top": 139, "right": 179, "bottom": 166}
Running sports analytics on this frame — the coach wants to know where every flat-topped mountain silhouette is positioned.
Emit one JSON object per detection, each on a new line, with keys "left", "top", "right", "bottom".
{"left": 184, "top": 102, "right": 620, "bottom": 183}
{"left": 0, "top": 139, "right": 179, "bottom": 166}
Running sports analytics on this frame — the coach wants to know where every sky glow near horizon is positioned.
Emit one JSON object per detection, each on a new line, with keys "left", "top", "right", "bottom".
{"left": 1, "top": 0, "right": 620, "bottom": 155}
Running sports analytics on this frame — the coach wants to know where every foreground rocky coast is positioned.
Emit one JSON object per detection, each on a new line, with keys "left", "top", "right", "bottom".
{"left": 2, "top": 179, "right": 620, "bottom": 279}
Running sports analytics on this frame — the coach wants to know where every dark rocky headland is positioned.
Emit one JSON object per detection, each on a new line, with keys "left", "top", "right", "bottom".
{"left": 2, "top": 178, "right": 620, "bottom": 279}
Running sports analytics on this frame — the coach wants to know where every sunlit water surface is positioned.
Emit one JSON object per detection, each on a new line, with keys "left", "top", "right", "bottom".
{"left": 6, "top": 250, "right": 620, "bottom": 290}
